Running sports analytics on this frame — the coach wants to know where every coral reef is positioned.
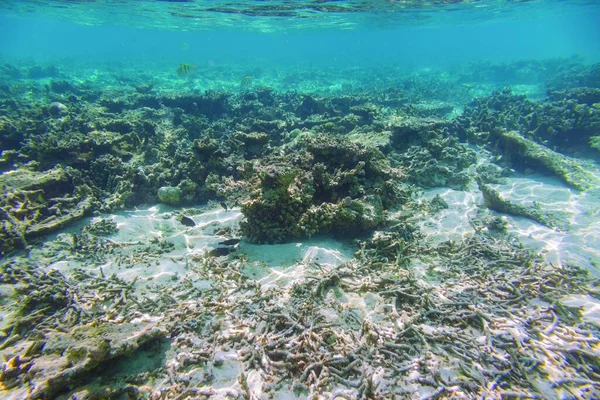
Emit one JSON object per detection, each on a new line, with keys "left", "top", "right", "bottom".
{"left": 545, "top": 61, "right": 600, "bottom": 91}
{"left": 0, "top": 57, "right": 600, "bottom": 399}
{"left": 456, "top": 87, "right": 600, "bottom": 158}
{"left": 389, "top": 117, "right": 477, "bottom": 189}
{"left": 1, "top": 58, "right": 597, "bottom": 254}
{"left": 239, "top": 134, "right": 405, "bottom": 243}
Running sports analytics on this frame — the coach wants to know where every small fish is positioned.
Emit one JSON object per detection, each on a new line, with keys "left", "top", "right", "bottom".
{"left": 220, "top": 202, "right": 228, "bottom": 211}
{"left": 179, "top": 215, "right": 195, "bottom": 227}
{"left": 176, "top": 63, "right": 198, "bottom": 78}
{"left": 218, "top": 238, "right": 240, "bottom": 246}
{"left": 240, "top": 75, "right": 254, "bottom": 87}
{"left": 208, "top": 247, "right": 236, "bottom": 257}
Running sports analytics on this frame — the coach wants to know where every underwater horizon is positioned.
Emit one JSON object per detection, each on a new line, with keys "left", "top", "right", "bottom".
{"left": 2, "top": 0, "right": 600, "bottom": 68}
{"left": 2, "top": 1, "right": 600, "bottom": 399}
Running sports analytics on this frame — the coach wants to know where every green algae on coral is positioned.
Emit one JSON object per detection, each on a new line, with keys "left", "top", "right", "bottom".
{"left": 157, "top": 186, "right": 182, "bottom": 206}
{"left": 0, "top": 167, "right": 96, "bottom": 255}
{"left": 457, "top": 86, "right": 600, "bottom": 156}
{"left": 477, "top": 178, "right": 570, "bottom": 230}
{"left": 388, "top": 116, "right": 477, "bottom": 189}
{"left": 497, "top": 130, "right": 599, "bottom": 191}
{"left": 591, "top": 135, "right": 600, "bottom": 152}
{"left": 0, "top": 320, "right": 167, "bottom": 399}
{"left": 239, "top": 134, "right": 405, "bottom": 243}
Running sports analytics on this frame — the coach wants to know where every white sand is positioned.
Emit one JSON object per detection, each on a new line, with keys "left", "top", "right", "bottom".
{"left": 419, "top": 173, "right": 600, "bottom": 276}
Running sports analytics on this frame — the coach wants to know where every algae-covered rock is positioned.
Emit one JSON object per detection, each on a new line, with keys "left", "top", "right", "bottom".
{"left": 302, "top": 134, "right": 392, "bottom": 178}
{"left": 0, "top": 116, "right": 23, "bottom": 151}
{"left": 48, "top": 101, "right": 68, "bottom": 117}
{"left": 239, "top": 135, "right": 400, "bottom": 243}
{"left": 0, "top": 167, "right": 69, "bottom": 191}
{"left": 591, "top": 135, "right": 600, "bottom": 152}
{"left": 241, "top": 163, "right": 313, "bottom": 243}
{"left": 0, "top": 167, "right": 96, "bottom": 255}
{"left": 157, "top": 186, "right": 182, "bottom": 205}
{"left": 234, "top": 131, "right": 269, "bottom": 158}
{"left": 477, "top": 178, "right": 569, "bottom": 230}
{"left": 0, "top": 320, "right": 167, "bottom": 399}
{"left": 296, "top": 195, "right": 385, "bottom": 238}
{"left": 333, "top": 195, "right": 384, "bottom": 233}
{"left": 546, "top": 62, "right": 600, "bottom": 92}
{"left": 498, "top": 130, "right": 599, "bottom": 191}
{"left": 193, "top": 137, "right": 220, "bottom": 161}
{"left": 456, "top": 87, "right": 600, "bottom": 155}
{"left": 346, "top": 128, "right": 392, "bottom": 151}
{"left": 547, "top": 87, "right": 600, "bottom": 105}
{"left": 428, "top": 194, "right": 449, "bottom": 213}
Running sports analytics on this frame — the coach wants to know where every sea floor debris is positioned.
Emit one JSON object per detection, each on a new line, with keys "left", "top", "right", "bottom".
{"left": 1, "top": 203, "right": 598, "bottom": 399}
{"left": 0, "top": 58, "right": 600, "bottom": 398}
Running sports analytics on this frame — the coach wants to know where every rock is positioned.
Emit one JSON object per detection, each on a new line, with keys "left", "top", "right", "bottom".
{"left": 0, "top": 320, "right": 167, "bottom": 399}
{"left": 497, "top": 130, "right": 600, "bottom": 191}
{"left": 0, "top": 167, "right": 95, "bottom": 255}
{"left": 48, "top": 102, "right": 68, "bottom": 117}
{"left": 477, "top": 178, "right": 569, "bottom": 230}
{"left": 213, "top": 352, "right": 226, "bottom": 367}
{"left": 157, "top": 186, "right": 182, "bottom": 205}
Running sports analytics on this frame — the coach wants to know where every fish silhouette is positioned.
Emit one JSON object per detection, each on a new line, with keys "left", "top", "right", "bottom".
{"left": 177, "top": 63, "right": 198, "bottom": 78}
{"left": 220, "top": 202, "right": 228, "bottom": 211}
{"left": 218, "top": 238, "right": 240, "bottom": 246}
{"left": 179, "top": 215, "right": 195, "bottom": 227}
{"left": 240, "top": 75, "right": 254, "bottom": 87}
{"left": 208, "top": 247, "right": 236, "bottom": 257}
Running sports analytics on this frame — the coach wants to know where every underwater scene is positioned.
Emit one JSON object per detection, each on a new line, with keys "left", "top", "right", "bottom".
{"left": 2, "top": 0, "right": 600, "bottom": 399}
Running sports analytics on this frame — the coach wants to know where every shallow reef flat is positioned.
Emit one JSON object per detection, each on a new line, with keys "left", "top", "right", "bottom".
{"left": 1, "top": 59, "right": 600, "bottom": 399}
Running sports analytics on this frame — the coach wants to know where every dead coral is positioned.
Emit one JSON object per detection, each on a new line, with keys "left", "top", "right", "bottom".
{"left": 0, "top": 167, "right": 96, "bottom": 255}
{"left": 240, "top": 135, "right": 405, "bottom": 243}
{"left": 496, "top": 130, "right": 600, "bottom": 191}
{"left": 1, "top": 320, "right": 166, "bottom": 399}
{"left": 477, "top": 178, "right": 570, "bottom": 230}
{"left": 161, "top": 232, "right": 600, "bottom": 399}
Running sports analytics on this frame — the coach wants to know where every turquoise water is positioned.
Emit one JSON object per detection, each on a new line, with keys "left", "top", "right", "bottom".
{"left": 2, "top": 1, "right": 600, "bottom": 69}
